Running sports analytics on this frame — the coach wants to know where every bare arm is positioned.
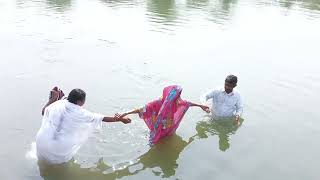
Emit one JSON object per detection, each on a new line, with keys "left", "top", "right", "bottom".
{"left": 102, "top": 116, "right": 131, "bottom": 124}
{"left": 117, "top": 108, "right": 141, "bottom": 118}
{"left": 188, "top": 102, "right": 210, "bottom": 113}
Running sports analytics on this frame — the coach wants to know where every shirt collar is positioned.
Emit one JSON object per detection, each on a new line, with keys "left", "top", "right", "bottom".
{"left": 222, "top": 89, "right": 234, "bottom": 96}
{"left": 65, "top": 100, "right": 82, "bottom": 109}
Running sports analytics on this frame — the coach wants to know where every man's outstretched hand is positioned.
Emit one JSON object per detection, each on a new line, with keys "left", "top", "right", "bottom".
{"left": 114, "top": 113, "right": 131, "bottom": 124}
{"left": 120, "top": 117, "right": 131, "bottom": 124}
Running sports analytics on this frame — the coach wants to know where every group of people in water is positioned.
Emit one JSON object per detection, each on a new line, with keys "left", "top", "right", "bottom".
{"left": 35, "top": 74, "right": 243, "bottom": 164}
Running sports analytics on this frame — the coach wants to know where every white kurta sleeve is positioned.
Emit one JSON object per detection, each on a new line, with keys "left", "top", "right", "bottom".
{"left": 205, "top": 91, "right": 214, "bottom": 101}
{"left": 83, "top": 109, "right": 104, "bottom": 129}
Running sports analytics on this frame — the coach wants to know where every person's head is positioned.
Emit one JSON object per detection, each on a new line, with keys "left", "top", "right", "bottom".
{"left": 162, "top": 85, "right": 182, "bottom": 102}
{"left": 67, "top": 89, "right": 86, "bottom": 106}
{"left": 224, "top": 75, "right": 237, "bottom": 94}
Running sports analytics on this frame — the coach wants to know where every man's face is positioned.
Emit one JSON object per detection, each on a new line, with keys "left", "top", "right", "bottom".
{"left": 224, "top": 81, "right": 236, "bottom": 94}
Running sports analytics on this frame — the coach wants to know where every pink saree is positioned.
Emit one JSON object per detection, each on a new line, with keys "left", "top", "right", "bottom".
{"left": 139, "top": 85, "right": 190, "bottom": 144}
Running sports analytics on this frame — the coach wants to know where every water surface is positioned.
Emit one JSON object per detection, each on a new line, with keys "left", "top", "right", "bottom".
{"left": 0, "top": 0, "right": 320, "bottom": 179}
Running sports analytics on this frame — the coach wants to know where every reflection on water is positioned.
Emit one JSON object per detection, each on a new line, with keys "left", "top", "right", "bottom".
{"left": 146, "top": 0, "right": 239, "bottom": 29}
{"left": 301, "top": 0, "right": 320, "bottom": 11}
{"left": 37, "top": 119, "right": 243, "bottom": 180}
{"left": 277, "top": 0, "right": 320, "bottom": 11}
{"left": 2, "top": 0, "right": 320, "bottom": 179}
{"left": 16, "top": 0, "right": 72, "bottom": 12}
{"left": 16, "top": 0, "right": 319, "bottom": 32}
{"left": 38, "top": 134, "right": 191, "bottom": 179}
{"left": 208, "top": 0, "right": 237, "bottom": 24}
{"left": 147, "top": 0, "right": 177, "bottom": 23}
{"left": 186, "top": 0, "right": 210, "bottom": 9}
{"left": 277, "top": 0, "right": 295, "bottom": 9}
{"left": 99, "top": 0, "right": 141, "bottom": 8}
{"left": 260, "top": 0, "right": 320, "bottom": 16}
{"left": 38, "top": 159, "right": 119, "bottom": 180}
{"left": 46, "top": 0, "right": 72, "bottom": 12}
{"left": 146, "top": 0, "right": 182, "bottom": 33}
{"left": 194, "top": 117, "right": 243, "bottom": 151}
{"left": 186, "top": 0, "right": 238, "bottom": 24}
{"left": 123, "top": 134, "right": 191, "bottom": 178}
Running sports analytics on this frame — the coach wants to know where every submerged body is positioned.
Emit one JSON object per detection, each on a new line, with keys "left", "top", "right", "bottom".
{"left": 36, "top": 100, "right": 103, "bottom": 164}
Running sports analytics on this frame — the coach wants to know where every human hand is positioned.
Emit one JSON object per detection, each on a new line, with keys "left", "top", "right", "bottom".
{"left": 114, "top": 113, "right": 127, "bottom": 119}
{"left": 201, "top": 105, "right": 210, "bottom": 113}
{"left": 120, "top": 117, "right": 131, "bottom": 124}
{"left": 114, "top": 113, "right": 121, "bottom": 120}
{"left": 235, "top": 115, "right": 240, "bottom": 126}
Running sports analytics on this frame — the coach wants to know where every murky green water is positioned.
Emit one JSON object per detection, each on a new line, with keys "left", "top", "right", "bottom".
{"left": 1, "top": 0, "right": 320, "bottom": 179}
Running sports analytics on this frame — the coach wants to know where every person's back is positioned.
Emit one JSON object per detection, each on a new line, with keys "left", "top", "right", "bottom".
{"left": 36, "top": 99, "right": 103, "bottom": 164}
{"left": 36, "top": 88, "right": 131, "bottom": 164}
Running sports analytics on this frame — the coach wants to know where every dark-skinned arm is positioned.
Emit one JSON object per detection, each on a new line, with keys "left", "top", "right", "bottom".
{"left": 188, "top": 101, "right": 210, "bottom": 113}
{"left": 102, "top": 116, "right": 131, "bottom": 124}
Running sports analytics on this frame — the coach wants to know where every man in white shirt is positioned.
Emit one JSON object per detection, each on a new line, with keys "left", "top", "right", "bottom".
{"left": 204, "top": 75, "right": 243, "bottom": 125}
{"left": 36, "top": 87, "right": 131, "bottom": 164}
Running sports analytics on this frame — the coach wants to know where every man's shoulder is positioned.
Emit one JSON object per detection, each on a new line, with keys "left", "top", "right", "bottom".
{"left": 48, "top": 99, "right": 66, "bottom": 109}
{"left": 211, "top": 87, "right": 224, "bottom": 92}
{"left": 80, "top": 108, "right": 101, "bottom": 118}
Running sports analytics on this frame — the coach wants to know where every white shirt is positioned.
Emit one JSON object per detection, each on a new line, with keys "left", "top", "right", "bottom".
{"left": 205, "top": 88, "right": 243, "bottom": 118}
{"left": 36, "top": 100, "right": 104, "bottom": 164}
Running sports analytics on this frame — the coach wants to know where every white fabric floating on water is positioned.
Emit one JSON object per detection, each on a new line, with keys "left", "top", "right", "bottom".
{"left": 36, "top": 100, "right": 104, "bottom": 164}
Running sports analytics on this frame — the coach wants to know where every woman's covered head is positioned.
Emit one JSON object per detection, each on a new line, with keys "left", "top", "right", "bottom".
{"left": 162, "top": 85, "right": 182, "bottom": 102}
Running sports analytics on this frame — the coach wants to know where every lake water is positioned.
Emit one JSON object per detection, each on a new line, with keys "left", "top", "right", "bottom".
{"left": 0, "top": 0, "right": 320, "bottom": 179}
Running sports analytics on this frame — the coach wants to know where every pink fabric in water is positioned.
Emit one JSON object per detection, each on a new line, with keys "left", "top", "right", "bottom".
{"left": 139, "top": 85, "right": 190, "bottom": 144}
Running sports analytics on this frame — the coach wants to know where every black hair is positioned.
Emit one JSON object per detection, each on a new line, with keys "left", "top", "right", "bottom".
{"left": 225, "top": 75, "right": 238, "bottom": 85}
{"left": 67, "top": 89, "right": 86, "bottom": 104}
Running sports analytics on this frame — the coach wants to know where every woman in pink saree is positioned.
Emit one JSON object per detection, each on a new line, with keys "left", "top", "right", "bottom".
{"left": 117, "top": 85, "right": 210, "bottom": 144}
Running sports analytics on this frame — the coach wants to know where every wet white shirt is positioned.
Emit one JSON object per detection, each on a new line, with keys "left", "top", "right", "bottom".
{"left": 204, "top": 88, "right": 243, "bottom": 118}
{"left": 36, "top": 100, "right": 104, "bottom": 164}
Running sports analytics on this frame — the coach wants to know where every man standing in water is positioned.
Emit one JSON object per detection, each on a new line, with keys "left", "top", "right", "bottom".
{"left": 203, "top": 75, "right": 243, "bottom": 125}
{"left": 36, "top": 87, "right": 131, "bottom": 164}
